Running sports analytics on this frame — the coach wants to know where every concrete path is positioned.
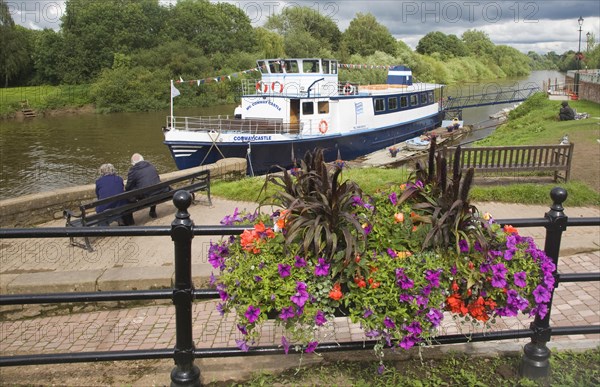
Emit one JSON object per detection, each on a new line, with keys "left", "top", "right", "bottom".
{"left": 0, "top": 197, "right": 598, "bottom": 384}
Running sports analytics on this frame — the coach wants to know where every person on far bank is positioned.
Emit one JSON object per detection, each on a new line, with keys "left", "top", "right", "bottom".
{"left": 95, "top": 163, "right": 127, "bottom": 226}
{"left": 559, "top": 101, "right": 575, "bottom": 121}
{"left": 124, "top": 153, "right": 163, "bottom": 223}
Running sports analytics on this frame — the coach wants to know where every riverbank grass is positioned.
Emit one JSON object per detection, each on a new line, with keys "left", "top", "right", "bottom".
{"left": 0, "top": 85, "right": 92, "bottom": 117}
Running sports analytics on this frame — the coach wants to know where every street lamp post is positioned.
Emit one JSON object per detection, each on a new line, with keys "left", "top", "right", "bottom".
{"left": 575, "top": 16, "right": 584, "bottom": 95}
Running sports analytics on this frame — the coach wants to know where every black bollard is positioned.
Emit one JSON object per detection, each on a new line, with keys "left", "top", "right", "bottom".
{"left": 519, "top": 187, "right": 568, "bottom": 379}
{"left": 170, "top": 190, "right": 201, "bottom": 387}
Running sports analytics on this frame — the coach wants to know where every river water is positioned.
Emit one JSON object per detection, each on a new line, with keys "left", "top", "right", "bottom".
{"left": 0, "top": 70, "right": 563, "bottom": 200}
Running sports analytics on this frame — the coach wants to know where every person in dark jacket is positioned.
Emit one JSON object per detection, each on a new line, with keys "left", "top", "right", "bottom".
{"left": 125, "top": 153, "right": 163, "bottom": 222}
{"left": 95, "top": 163, "right": 127, "bottom": 226}
{"left": 559, "top": 101, "right": 575, "bottom": 121}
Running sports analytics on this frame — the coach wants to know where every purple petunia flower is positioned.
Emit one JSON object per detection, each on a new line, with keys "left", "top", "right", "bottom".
{"left": 378, "top": 364, "right": 385, "bottom": 374}
{"left": 216, "top": 283, "right": 229, "bottom": 301}
{"left": 281, "top": 336, "right": 290, "bottom": 354}
{"left": 474, "top": 241, "right": 483, "bottom": 252}
{"left": 363, "top": 308, "right": 373, "bottom": 318}
{"left": 278, "top": 264, "right": 291, "bottom": 278}
{"left": 221, "top": 208, "right": 242, "bottom": 225}
{"left": 491, "top": 274, "right": 507, "bottom": 288}
{"left": 451, "top": 265, "right": 457, "bottom": 276}
{"left": 399, "top": 294, "right": 413, "bottom": 303}
{"left": 236, "top": 339, "right": 249, "bottom": 352}
{"left": 388, "top": 192, "right": 398, "bottom": 206}
{"left": 290, "top": 281, "right": 309, "bottom": 307}
{"left": 399, "top": 335, "right": 417, "bottom": 350}
{"left": 533, "top": 285, "right": 551, "bottom": 304}
{"left": 426, "top": 309, "right": 444, "bottom": 327}
{"left": 237, "top": 324, "right": 248, "bottom": 335}
{"left": 395, "top": 268, "right": 414, "bottom": 289}
{"left": 405, "top": 321, "right": 422, "bottom": 335}
{"left": 425, "top": 269, "right": 442, "bottom": 287}
{"left": 279, "top": 306, "right": 295, "bottom": 320}
{"left": 314, "top": 258, "right": 330, "bottom": 276}
{"left": 245, "top": 305, "right": 260, "bottom": 323}
{"left": 208, "top": 241, "right": 229, "bottom": 271}
{"left": 315, "top": 310, "right": 327, "bottom": 326}
{"left": 216, "top": 302, "right": 225, "bottom": 316}
{"left": 504, "top": 249, "right": 515, "bottom": 261}
{"left": 363, "top": 223, "right": 373, "bottom": 235}
{"left": 305, "top": 341, "right": 319, "bottom": 353}
{"left": 383, "top": 316, "right": 396, "bottom": 329}
{"left": 387, "top": 248, "right": 398, "bottom": 258}
{"left": 514, "top": 272, "right": 527, "bottom": 288}
{"left": 254, "top": 275, "right": 262, "bottom": 282}
{"left": 294, "top": 255, "right": 307, "bottom": 268}
{"left": 459, "top": 239, "right": 469, "bottom": 253}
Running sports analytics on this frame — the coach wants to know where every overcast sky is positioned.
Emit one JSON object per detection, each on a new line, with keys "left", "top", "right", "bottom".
{"left": 7, "top": 0, "right": 600, "bottom": 54}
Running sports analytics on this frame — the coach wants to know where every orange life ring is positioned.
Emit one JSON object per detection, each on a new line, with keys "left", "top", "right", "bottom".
{"left": 271, "top": 81, "right": 284, "bottom": 93}
{"left": 255, "top": 81, "right": 269, "bottom": 93}
{"left": 343, "top": 83, "right": 354, "bottom": 95}
{"left": 319, "top": 120, "right": 328, "bottom": 134}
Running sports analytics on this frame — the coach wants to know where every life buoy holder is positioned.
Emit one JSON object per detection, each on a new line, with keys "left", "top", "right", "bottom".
{"left": 319, "top": 120, "right": 328, "bottom": 134}
{"left": 256, "top": 81, "right": 269, "bottom": 93}
{"left": 271, "top": 81, "right": 284, "bottom": 93}
{"left": 343, "top": 83, "right": 354, "bottom": 95}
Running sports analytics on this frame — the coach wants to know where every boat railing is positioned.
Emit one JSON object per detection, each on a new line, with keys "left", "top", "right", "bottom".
{"left": 241, "top": 79, "right": 359, "bottom": 97}
{"left": 167, "top": 115, "right": 301, "bottom": 135}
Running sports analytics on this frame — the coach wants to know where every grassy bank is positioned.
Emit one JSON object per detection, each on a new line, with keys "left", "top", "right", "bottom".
{"left": 0, "top": 85, "right": 92, "bottom": 118}
{"left": 235, "top": 348, "right": 600, "bottom": 386}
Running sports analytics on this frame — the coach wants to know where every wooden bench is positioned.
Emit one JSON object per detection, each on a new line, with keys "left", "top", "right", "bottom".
{"left": 64, "top": 169, "right": 211, "bottom": 251}
{"left": 439, "top": 144, "right": 574, "bottom": 182}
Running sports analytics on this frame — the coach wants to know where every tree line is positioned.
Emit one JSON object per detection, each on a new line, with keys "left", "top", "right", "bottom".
{"left": 1, "top": 0, "right": 598, "bottom": 113}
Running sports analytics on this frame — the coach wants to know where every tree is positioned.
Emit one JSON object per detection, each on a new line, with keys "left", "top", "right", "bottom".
{"left": 492, "top": 45, "right": 531, "bottom": 76}
{"left": 0, "top": 2, "right": 32, "bottom": 86}
{"left": 461, "top": 30, "right": 495, "bottom": 57}
{"left": 32, "top": 29, "right": 64, "bottom": 84}
{"left": 341, "top": 13, "right": 397, "bottom": 57}
{"left": 163, "top": 0, "right": 256, "bottom": 55}
{"left": 255, "top": 27, "right": 285, "bottom": 58}
{"left": 416, "top": 32, "right": 467, "bottom": 59}
{"left": 60, "top": 0, "right": 165, "bottom": 83}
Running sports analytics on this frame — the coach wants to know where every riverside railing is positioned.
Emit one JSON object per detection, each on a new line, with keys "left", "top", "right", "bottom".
{"left": 0, "top": 188, "right": 599, "bottom": 386}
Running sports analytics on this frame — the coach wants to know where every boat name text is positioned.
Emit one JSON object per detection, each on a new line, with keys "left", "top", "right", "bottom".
{"left": 247, "top": 100, "right": 282, "bottom": 111}
{"left": 233, "top": 135, "right": 272, "bottom": 142}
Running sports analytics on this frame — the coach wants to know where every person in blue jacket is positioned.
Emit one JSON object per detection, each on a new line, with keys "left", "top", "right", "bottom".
{"left": 95, "top": 163, "right": 127, "bottom": 226}
{"left": 125, "top": 153, "right": 165, "bottom": 222}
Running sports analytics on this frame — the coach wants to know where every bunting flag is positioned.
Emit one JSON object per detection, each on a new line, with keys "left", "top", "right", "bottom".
{"left": 337, "top": 63, "right": 393, "bottom": 70}
{"left": 171, "top": 84, "right": 180, "bottom": 98}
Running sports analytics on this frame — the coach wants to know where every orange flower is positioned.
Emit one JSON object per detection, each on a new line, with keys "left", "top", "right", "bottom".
{"left": 399, "top": 184, "right": 407, "bottom": 191}
{"left": 354, "top": 277, "right": 366, "bottom": 288}
{"left": 468, "top": 296, "right": 489, "bottom": 322}
{"left": 396, "top": 251, "right": 412, "bottom": 259}
{"left": 485, "top": 298, "right": 497, "bottom": 311}
{"left": 276, "top": 210, "right": 288, "bottom": 230}
{"left": 368, "top": 278, "right": 380, "bottom": 289}
{"left": 355, "top": 255, "right": 361, "bottom": 263}
{"left": 240, "top": 229, "right": 259, "bottom": 252}
{"left": 329, "top": 283, "right": 343, "bottom": 300}
{"left": 394, "top": 213, "right": 405, "bottom": 223}
{"left": 411, "top": 225, "right": 418, "bottom": 232}
{"left": 446, "top": 293, "right": 468, "bottom": 315}
{"left": 503, "top": 224, "right": 519, "bottom": 235}
{"left": 451, "top": 281, "right": 459, "bottom": 292}
{"left": 468, "top": 261, "right": 474, "bottom": 270}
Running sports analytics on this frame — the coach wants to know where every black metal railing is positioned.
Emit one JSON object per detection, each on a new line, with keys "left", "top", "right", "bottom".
{"left": 1, "top": 188, "right": 599, "bottom": 385}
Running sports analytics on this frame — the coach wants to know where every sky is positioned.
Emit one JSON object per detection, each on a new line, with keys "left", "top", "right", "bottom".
{"left": 6, "top": 0, "right": 600, "bottom": 55}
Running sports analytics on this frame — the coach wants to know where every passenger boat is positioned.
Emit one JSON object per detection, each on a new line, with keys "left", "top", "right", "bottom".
{"left": 163, "top": 58, "right": 444, "bottom": 175}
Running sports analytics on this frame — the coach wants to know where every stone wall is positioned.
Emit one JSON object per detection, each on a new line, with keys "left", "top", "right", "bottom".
{"left": 0, "top": 158, "right": 246, "bottom": 228}
{"left": 565, "top": 70, "right": 600, "bottom": 103}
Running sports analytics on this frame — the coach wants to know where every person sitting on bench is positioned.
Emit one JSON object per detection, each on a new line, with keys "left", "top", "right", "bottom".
{"left": 124, "top": 153, "right": 166, "bottom": 224}
{"left": 95, "top": 163, "right": 127, "bottom": 226}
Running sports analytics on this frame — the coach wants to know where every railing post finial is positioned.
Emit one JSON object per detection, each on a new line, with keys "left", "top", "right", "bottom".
{"left": 170, "top": 190, "right": 201, "bottom": 387}
{"left": 520, "top": 187, "right": 568, "bottom": 379}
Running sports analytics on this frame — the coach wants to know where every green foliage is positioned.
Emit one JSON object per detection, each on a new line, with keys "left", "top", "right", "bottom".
{"left": 341, "top": 13, "right": 397, "bottom": 57}
{"left": 0, "top": 4, "right": 32, "bottom": 87}
{"left": 417, "top": 32, "right": 468, "bottom": 59}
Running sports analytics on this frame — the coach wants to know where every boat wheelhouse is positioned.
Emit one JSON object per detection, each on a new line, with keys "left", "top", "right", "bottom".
{"left": 163, "top": 58, "right": 443, "bottom": 175}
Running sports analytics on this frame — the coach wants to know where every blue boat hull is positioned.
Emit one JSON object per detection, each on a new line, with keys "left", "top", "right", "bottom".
{"left": 165, "top": 113, "right": 441, "bottom": 175}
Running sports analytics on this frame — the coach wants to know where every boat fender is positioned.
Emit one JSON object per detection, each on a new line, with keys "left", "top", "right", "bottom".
{"left": 256, "top": 81, "right": 269, "bottom": 93}
{"left": 343, "top": 83, "right": 354, "bottom": 95}
{"left": 319, "top": 120, "right": 328, "bottom": 134}
{"left": 271, "top": 81, "right": 284, "bottom": 93}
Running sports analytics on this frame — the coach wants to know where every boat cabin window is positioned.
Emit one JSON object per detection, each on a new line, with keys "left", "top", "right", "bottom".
{"left": 258, "top": 61, "right": 268, "bottom": 74}
{"left": 269, "top": 60, "right": 284, "bottom": 73}
{"left": 410, "top": 94, "right": 418, "bottom": 106}
{"left": 302, "top": 101, "right": 314, "bottom": 115}
{"left": 331, "top": 60, "right": 338, "bottom": 74}
{"left": 420, "top": 93, "right": 427, "bottom": 105}
{"left": 284, "top": 60, "right": 299, "bottom": 73}
{"left": 428, "top": 91, "right": 434, "bottom": 104}
{"left": 303, "top": 59, "right": 320, "bottom": 73}
{"left": 400, "top": 96, "right": 409, "bottom": 108}
{"left": 322, "top": 60, "right": 330, "bottom": 74}
{"left": 388, "top": 97, "right": 398, "bottom": 111}
{"left": 374, "top": 98, "right": 385, "bottom": 112}
{"left": 318, "top": 101, "right": 329, "bottom": 114}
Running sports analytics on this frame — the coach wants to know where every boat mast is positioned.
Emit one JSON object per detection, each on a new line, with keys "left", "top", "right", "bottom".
{"left": 170, "top": 79, "right": 175, "bottom": 128}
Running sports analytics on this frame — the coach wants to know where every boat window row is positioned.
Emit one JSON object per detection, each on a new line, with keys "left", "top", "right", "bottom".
{"left": 373, "top": 91, "right": 435, "bottom": 114}
{"left": 258, "top": 59, "right": 338, "bottom": 75}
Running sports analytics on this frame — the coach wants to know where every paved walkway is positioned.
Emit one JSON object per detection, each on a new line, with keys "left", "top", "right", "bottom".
{"left": 0, "top": 198, "right": 599, "bottom": 384}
